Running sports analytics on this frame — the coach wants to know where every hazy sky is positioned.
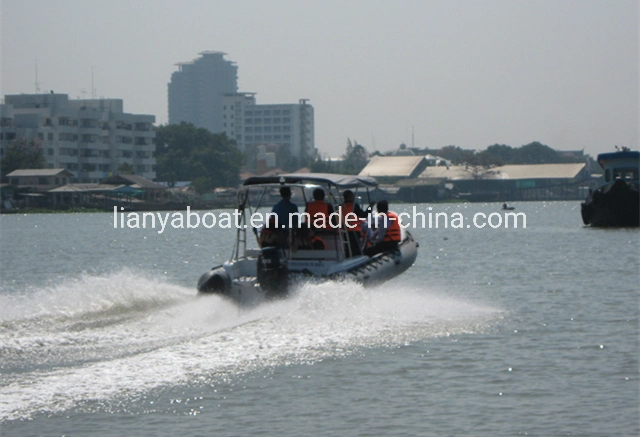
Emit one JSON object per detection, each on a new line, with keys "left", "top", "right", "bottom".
{"left": 2, "top": 0, "right": 637, "bottom": 158}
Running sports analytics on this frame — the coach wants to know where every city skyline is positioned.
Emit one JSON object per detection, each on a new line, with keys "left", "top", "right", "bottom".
{"left": 167, "top": 51, "right": 316, "bottom": 161}
{"left": 2, "top": 0, "right": 637, "bottom": 158}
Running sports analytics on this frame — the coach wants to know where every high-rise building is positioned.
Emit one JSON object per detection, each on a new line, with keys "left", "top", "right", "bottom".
{"left": 221, "top": 93, "right": 315, "bottom": 161}
{"left": 1, "top": 93, "right": 156, "bottom": 183}
{"left": 168, "top": 51, "right": 238, "bottom": 134}
{"left": 168, "top": 52, "right": 316, "bottom": 164}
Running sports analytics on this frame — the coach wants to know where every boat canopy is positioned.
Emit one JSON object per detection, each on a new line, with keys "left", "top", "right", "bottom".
{"left": 597, "top": 150, "right": 640, "bottom": 166}
{"left": 243, "top": 173, "right": 378, "bottom": 189}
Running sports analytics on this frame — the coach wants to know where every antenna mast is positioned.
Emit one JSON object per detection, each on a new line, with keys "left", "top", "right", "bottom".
{"left": 412, "top": 126, "right": 415, "bottom": 148}
{"left": 34, "top": 61, "right": 40, "bottom": 93}
{"left": 91, "top": 66, "right": 96, "bottom": 99}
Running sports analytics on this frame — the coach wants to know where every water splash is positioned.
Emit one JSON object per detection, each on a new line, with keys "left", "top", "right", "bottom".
{"left": 0, "top": 270, "right": 500, "bottom": 421}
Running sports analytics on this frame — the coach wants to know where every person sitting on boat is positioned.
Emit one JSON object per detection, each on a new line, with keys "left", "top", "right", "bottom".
{"left": 305, "top": 188, "right": 335, "bottom": 230}
{"left": 271, "top": 186, "right": 299, "bottom": 230}
{"left": 291, "top": 223, "right": 327, "bottom": 251}
{"left": 292, "top": 222, "right": 311, "bottom": 251}
{"left": 363, "top": 200, "right": 402, "bottom": 257}
{"left": 339, "top": 189, "right": 373, "bottom": 256}
{"left": 259, "top": 216, "right": 280, "bottom": 248}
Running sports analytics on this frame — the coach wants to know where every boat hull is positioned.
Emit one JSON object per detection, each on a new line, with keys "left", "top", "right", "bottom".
{"left": 581, "top": 179, "right": 639, "bottom": 227}
{"left": 197, "top": 232, "right": 419, "bottom": 305}
{"left": 343, "top": 234, "right": 418, "bottom": 287}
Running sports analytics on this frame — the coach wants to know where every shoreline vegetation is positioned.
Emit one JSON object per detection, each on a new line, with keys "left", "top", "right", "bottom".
{"left": 1, "top": 199, "right": 472, "bottom": 215}
{"left": 0, "top": 207, "right": 108, "bottom": 214}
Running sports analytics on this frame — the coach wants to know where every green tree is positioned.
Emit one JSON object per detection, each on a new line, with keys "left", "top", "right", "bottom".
{"left": 308, "top": 139, "right": 369, "bottom": 175}
{"left": 434, "top": 142, "right": 581, "bottom": 166}
{"left": 477, "top": 144, "right": 513, "bottom": 166}
{"left": 309, "top": 156, "right": 335, "bottom": 173}
{"left": 0, "top": 138, "right": 46, "bottom": 182}
{"left": 117, "top": 162, "right": 135, "bottom": 174}
{"left": 437, "top": 145, "right": 476, "bottom": 165}
{"left": 342, "top": 139, "right": 369, "bottom": 174}
{"left": 275, "top": 146, "right": 300, "bottom": 172}
{"left": 515, "top": 141, "right": 560, "bottom": 164}
{"left": 154, "top": 123, "right": 244, "bottom": 192}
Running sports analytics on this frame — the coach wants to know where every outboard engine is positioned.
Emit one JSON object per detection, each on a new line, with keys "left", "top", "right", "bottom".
{"left": 197, "top": 266, "right": 231, "bottom": 294}
{"left": 257, "top": 247, "right": 288, "bottom": 298}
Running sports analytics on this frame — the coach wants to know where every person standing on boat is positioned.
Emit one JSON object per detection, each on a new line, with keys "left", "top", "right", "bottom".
{"left": 363, "top": 200, "right": 402, "bottom": 257}
{"left": 271, "top": 186, "right": 299, "bottom": 230}
{"left": 339, "top": 190, "right": 373, "bottom": 256}
{"left": 305, "top": 188, "right": 335, "bottom": 230}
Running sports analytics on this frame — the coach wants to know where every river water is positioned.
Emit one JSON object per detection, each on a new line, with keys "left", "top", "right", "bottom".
{"left": 0, "top": 202, "right": 638, "bottom": 436}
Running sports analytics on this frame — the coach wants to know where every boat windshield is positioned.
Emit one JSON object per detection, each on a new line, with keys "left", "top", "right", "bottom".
{"left": 614, "top": 168, "right": 638, "bottom": 181}
{"left": 605, "top": 168, "right": 639, "bottom": 183}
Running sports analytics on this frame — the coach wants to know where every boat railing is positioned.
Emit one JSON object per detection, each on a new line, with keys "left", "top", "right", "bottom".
{"left": 233, "top": 180, "right": 376, "bottom": 263}
{"left": 244, "top": 248, "right": 262, "bottom": 258}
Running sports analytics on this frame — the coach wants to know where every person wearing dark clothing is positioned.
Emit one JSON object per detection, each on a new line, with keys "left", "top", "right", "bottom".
{"left": 267, "top": 186, "right": 299, "bottom": 247}
{"left": 271, "top": 186, "right": 299, "bottom": 230}
{"left": 363, "top": 200, "right": 402, "bottom": 257}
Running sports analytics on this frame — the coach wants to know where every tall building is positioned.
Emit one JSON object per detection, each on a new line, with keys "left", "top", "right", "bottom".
{"left": 168, "top": 51, "right": 238, "bottom": 134}
{"left": 1, "top": 93, "right": 156, "bottom": 183}
{"left": 168, "top": 51, "right": 316, "bottom": 165}
{"left": 221, "top": 93, "right": 315, "bottom": 161}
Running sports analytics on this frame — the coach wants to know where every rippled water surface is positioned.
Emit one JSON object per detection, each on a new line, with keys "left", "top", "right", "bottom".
{"left": 0, "top": 202, "right": 638, "bottom": 436}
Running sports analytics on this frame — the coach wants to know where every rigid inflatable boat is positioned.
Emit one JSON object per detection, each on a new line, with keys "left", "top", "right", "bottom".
{"left": 197, "top": 173, "right": 419, "bottom": 305}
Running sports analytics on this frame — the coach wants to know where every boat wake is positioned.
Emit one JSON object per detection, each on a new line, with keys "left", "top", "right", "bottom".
{"left": 0, "top": 269, "right": 501, "bottom": 421}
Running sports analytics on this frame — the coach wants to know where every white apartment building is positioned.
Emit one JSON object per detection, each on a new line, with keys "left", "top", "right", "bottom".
{"left": 221, "top": 93, "right": 315, "bottom": 160}
{"left": 1, "top": 94, "right": 156, "bottom": 183}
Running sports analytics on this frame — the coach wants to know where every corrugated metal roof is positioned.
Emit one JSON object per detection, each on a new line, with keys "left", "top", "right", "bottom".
{"left": 106, "top": 174, "right": 165, "bottom": 189}
{"left": 419, "top": 163, "right": 587, "bottom": 180}
{"left": 48, "top": 183, "right": 121, "bottom": 193}
{"left": 494, "top": 163, "right": 586, "bottom": 179}
{"left": 419, "top": 166, "right": 475, "bottom": 180}
{"left": 6, "top": 168, "right": 72, "bottom": 177}
{"left": 358, "top": 156, "right": 426, "bottom": 177}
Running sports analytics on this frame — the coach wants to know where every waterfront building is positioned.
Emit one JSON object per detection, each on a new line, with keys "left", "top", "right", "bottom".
{"left": 5, "top": 168, "right": 73, "bottom": 192}
{"left": 358, "top": 156, "right": 594, "bottom": 202}
{"left": 168, "top": 52, "right": 315, "bottom": 164}
{"left": 1, "top": 93, "right": 155, "bottom": 183}
{"left": 221, "top": 93, "right": 315, "bottom": 161}
{"left": 414, "top": 162, "right": 593, "bottom": 202}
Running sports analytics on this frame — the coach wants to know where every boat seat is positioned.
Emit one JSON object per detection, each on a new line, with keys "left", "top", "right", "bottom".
{"left": 312, "top": 231, "right": 340, "bottom": 251}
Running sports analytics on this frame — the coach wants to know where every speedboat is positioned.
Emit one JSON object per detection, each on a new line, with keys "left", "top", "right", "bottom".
{"left": 197, "top": 173, "right": 419, "bottom": 305}
{"left": 581, "top": 148, "right": 639, "bottom": 227}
